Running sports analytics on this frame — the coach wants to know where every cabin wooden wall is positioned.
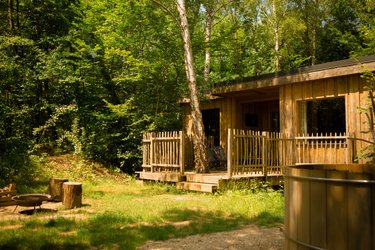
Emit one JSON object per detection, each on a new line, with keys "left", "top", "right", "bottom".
{"left": 241, "top": 100, "right": 279, "bottom": 132}
{"left": 279, "top": 74, "right": 369, "bottom": 161}
{"left": 182, "top": 97, "right": 240, "bottom": 152}
{"left": 182, "top": 73, "right": 370, "bottom": 163}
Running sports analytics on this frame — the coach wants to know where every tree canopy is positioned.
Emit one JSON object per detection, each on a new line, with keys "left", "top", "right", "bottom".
{"left": 1, "top": 0, "right": 374, "bottom": 183}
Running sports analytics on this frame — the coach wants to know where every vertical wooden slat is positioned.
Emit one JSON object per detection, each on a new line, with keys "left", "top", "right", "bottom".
{"left": 150, "top": 132, "right": 154, "bottom": 173}
{"left": 309, "top": 168, "right": 327, "bottom": 249}
{"left": 326, "top": 170, "right": 348, "bottom": 250}
{"left": 180, "top": 131, "right": 185, "bottom": 175}
{"left": 298, "top": 168, "right": 311, "bottom": 250}
{"left": 262, "top": 131, "right": 267, "bottom": 178}
{"left": 347, "top": 171, "right": 371, "bottom": 249}
{"left": 227, "top": 128, "right": 233, "bottom": 177}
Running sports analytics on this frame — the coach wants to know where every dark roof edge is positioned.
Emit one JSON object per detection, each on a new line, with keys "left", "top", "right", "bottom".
{"left": 213, "top": 54, "right": 375, "bottom": 88}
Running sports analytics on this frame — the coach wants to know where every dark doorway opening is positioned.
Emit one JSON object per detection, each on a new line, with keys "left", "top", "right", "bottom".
{"left": 202, "top": 109, "right": 220, "bottom": 146}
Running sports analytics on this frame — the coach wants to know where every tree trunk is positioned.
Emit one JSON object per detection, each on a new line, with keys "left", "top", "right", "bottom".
{"left": 8, "top": 0, "right": 15, "bottom": 33}
{"left": 48, "top": 178, "right": 69, "bottom": 201}
{"left": 176, "top": 0, "right": 208, "bottom": 173}
{"left": 204, "top": 8, "right": 212, "bottom": 82}
{"left": 63, "top": 182, "right": 82, "bottom": 209}
{"left": 272, "top": 0, "right": 280, "bottom": 71}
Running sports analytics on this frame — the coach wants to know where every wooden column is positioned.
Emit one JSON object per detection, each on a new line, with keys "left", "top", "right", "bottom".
{"left": 63, "top": 182, "right": 82, "bottom": 209}
{"left": 227, "top": 129, "right": 232, "bottom": 177}
{"left": 48, "top": 178, "right": 68, "bottom": 201}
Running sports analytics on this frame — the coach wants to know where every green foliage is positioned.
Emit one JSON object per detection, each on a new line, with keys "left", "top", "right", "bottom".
{"left": 357, "top": 70, "right": 375, "bottom": 161}
{"left": 1, "top": 0, "right": 374, "bottom": 180}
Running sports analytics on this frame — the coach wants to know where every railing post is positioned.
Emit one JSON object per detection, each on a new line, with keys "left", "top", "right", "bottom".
{"left": 227, "top": 129, "right": 233, "bottom": 178}
{"left": 180, "top": 131, "right": 185, "bottom": 175}
{"left": 347, "top": 132, "right": 353, "bottom": 164}
{"left": 262, "top": 132, "right": 268, "bottom": 179}
{"left": 292, "top": 134, "right": 296, "bottom": 165}
{"left": 150, "top": 132, "right": 154, "bottom": 173}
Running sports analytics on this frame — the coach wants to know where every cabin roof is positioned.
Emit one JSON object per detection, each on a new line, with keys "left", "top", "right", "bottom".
{"left": 211, "top": 54, "right": 375, "bottom": 96}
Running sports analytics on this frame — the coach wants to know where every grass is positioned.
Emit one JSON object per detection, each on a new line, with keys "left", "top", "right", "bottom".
{"left": 0, "top": 154, "right": 284, "bottom": 249}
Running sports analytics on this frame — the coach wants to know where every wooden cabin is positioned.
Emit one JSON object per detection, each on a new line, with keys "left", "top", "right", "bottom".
{"left": 140, "top": 55, "right": 375, "bottom": 192}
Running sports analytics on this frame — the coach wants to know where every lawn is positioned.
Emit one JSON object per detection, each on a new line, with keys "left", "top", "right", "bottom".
{"left": 0, "top": 155, "right": 284, "bottom": 249}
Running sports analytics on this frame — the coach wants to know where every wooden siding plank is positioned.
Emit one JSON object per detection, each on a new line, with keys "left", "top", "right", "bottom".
{"left": 293, "top": 82, "right": 303, "bottom": 101}
{"left": 313, "top": 79, "right": 325, "bottom": 99}
{"left": 279, "top": 86, "right": 285, "bottom": 135}
{"left": 337, "top": 75, "right": 348, "bottom": 95}
{"left": 303, "top": 81, "right": 313, "bottom": 100}
{"left": 284, "top": 85, "right": 294, "bottom": 135}
{"left": 325, "top": 78, "right": 335, "bottom": 97}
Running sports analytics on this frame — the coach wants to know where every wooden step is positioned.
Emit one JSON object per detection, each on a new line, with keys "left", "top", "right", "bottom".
{"left": 185, "top": 174, "right": 222, "bottom": 184}
{"left": 138, "top": 172, "right": 185, "bottom": 182}
{"left": 176, "top": 182, "right": 217, "bottom": 193}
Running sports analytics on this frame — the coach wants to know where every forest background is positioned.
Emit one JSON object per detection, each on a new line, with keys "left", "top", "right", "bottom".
{"left": 1, "top": 0, "right": 374, "bottom": 184}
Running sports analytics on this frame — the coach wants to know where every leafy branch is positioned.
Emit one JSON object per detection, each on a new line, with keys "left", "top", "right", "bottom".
{"left": 358, "top": 68, "right": 375, "bottom": 162}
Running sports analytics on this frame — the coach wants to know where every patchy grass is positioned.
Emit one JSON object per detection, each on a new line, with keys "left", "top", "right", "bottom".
{"left": 0, "top": 155, "right": 284, "bottom": 249}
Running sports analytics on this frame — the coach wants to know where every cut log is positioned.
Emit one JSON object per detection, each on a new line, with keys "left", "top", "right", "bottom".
{"left": 62, "top": 182, "right": 82, "bottom": 209}
{"left": 0, "top": 183, "right": 17, "bottom": 206}
{"left": 48, "top": 178, "right": 69, "bottom": 201}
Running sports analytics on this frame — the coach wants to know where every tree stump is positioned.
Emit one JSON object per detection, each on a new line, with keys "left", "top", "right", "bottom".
{"left": 48, "top": 178, "right": 69, "bottom": 201}
{"left": 62, "top": 182, "right": 82, "bottom": 209}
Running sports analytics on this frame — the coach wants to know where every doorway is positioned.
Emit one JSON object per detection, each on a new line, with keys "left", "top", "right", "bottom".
{"left": 202, "top": 109, "right": 220, "bottom": 147}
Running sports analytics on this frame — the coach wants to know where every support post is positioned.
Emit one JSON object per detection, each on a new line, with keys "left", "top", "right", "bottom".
{"left": 150, "top": 132, "right": 154, "bottom": 173}
{"left": 227, "top": 129, "right": 233, "bottom": 177}
{"left": 262, "top": 132, "right": 268, "bottom": 179}
{"left": 347, "top": 132, "right": 354, "bottom": 164}
{"left": 180, "top": 131, "right": 185, "bottom": 175}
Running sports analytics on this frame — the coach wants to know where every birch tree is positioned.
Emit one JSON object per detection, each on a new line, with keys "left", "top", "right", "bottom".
{"left": 176, "top": 0, "right": 208, "bottom": 173}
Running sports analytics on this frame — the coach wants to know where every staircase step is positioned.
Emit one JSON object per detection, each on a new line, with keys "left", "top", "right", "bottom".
{"left": 185, "top": 174, "right": 222, "bottom": 184}
{"left": 176, "top": 182, "right": 217, "bottom": 193}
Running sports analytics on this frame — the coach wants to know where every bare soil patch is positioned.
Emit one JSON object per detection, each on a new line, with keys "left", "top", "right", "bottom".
{"left": 0, "top": 201, "right": 90, "bottom": 224}
{"left": 138, "top": 224, "right": 284, "bottom": 250}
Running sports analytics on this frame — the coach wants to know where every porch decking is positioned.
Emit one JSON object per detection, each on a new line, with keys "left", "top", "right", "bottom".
{"left": 139, "top": 130, "right": 357, "bottom": 192}
{"left": 138, "top": 171, "right": 283, "bottom": 193}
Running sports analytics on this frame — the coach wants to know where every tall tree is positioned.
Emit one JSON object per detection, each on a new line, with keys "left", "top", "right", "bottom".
{"left": 176, "top": 0, "right": 208, "bottom": 173}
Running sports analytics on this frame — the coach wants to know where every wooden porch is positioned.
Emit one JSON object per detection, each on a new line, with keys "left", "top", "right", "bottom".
{"left": 139, "top": 130, "right": 357, "bottom": 192}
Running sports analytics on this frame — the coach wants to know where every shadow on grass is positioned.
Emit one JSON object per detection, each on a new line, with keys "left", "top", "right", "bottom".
{"left": 0, "top": 209, "right": 282, "bottom": 250}
{"left": 19, "top": 208, "right": 57, "bottom": 215}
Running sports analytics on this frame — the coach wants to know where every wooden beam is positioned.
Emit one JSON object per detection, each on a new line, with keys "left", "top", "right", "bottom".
{"left": 211, "top": 62, "right": 375, "bottom": 95}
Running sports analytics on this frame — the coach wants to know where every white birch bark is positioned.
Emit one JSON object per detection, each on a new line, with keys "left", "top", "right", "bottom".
{"left": 176, "top": 0, "right": 208, "bottom": 173}
{"left": 204, "top": 9, "right": 212, "bottom": 82}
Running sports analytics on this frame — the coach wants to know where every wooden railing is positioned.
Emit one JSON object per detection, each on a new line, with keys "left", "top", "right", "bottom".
{"left": 142, "top": 131, "right": 185, "bottom": 174}
{"left": 227, "top": 129, "right": 294, "bottom": 177}
{"left": 295, "top": 133, "right": 354, "bottom": 164}
{"left": 227, "top": 129, "right": 356, "bottom": 177}
{"left": 142, "top": 130, "right": 357, "bottom": 178}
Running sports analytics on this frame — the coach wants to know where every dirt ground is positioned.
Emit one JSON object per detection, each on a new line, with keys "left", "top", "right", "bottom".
{"left": 0, "top": 201, "right": 91, "bottom": 223}
{"left": 1, "top": 202, "right": 284, "bottom": 250}
{"left": 138, "top": 224, "right": 284, "bottom": 250}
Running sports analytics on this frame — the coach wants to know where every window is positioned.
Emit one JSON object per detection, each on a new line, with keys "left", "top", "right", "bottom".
{"left": 300, "top": 97, "right": 346, "bottom": 134}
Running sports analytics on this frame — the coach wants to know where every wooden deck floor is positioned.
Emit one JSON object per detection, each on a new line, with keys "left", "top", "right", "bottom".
{"left": 138, "top": 170, "right": 283, "bottom": 192}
